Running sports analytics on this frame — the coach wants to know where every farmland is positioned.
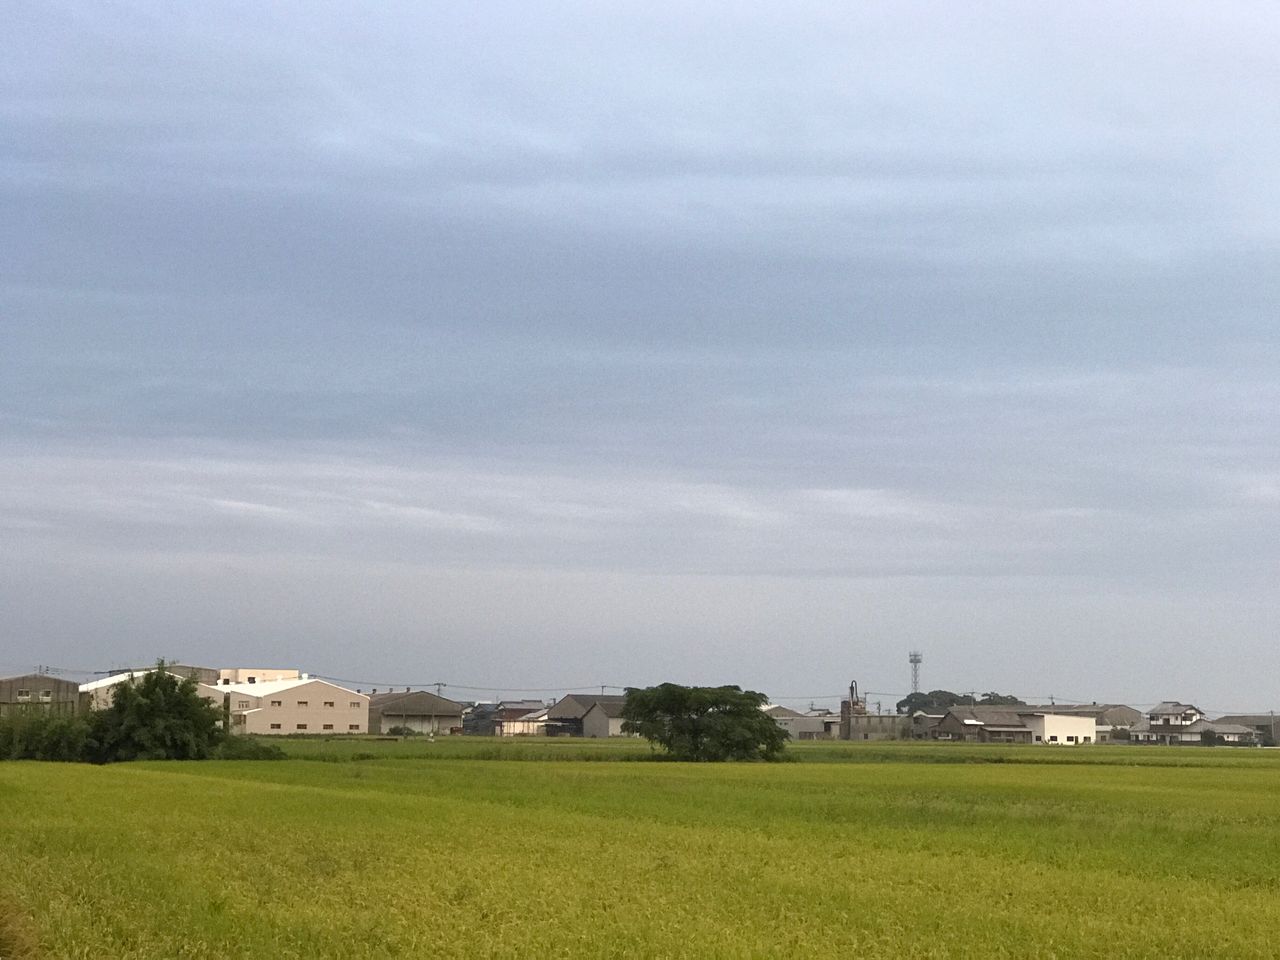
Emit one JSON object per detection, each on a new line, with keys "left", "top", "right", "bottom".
{"left": 4, "top": 742, "right": 1280, "bottom": 959}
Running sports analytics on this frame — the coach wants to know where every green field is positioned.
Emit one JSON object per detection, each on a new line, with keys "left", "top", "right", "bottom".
{"left": 4, "top": 740, "right": 1280, "bottom": 959}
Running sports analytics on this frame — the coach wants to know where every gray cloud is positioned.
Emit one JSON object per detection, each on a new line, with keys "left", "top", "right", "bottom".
{"left": 3, "top": 1, "right": 1279, "bottom": 707}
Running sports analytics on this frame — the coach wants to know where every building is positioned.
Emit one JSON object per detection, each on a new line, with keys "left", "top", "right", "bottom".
{"left": 1129, "top": 702, "right": 1259, "bottom": 746}
{"left": 762, "top": 705, "right": 835, "bottom": 741}
{"left": 1020, "top": 703, "right": 1142, "bottom": 743}
{"left": 111, "top": 664, "right": 220, "bottom": 685}
{"left": 1215, "top": 714, "right": 1280, "bottom": 746}
{"left": 846, "top": 713, "right": 911, "bottom": 741}
{"left": 933, "top": 706, "right": 1095, "bottom": 744}
{"left": 582, "top": 698, "right": 633, "bottom": 738}
{"left": 495, "top": 707, "right": 551, "bottom": 737}
{"left": 546, "top": 693, "right": 629, "bottom": 736}
{"left": 218, "top": 667, "right": 301, "bottom": 686}
{"left": 80, "top": 670, "right": 225, "bottom": 712}
{"left": 0, "top": 674, "right": 81, "bottom": 717}
{"left": 368, "top": 690, "right": 464, "bottom": 735}
{"left": 222, "top": 678, "right": 368, "bottom": 735}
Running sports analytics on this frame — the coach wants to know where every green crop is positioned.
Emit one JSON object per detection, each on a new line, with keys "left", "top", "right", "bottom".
{"left": 3, "top": 741, "right": 1280, "bottom": 958}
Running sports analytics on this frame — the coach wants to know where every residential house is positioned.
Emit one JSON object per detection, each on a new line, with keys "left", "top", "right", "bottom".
{"left": 222, "top": 678, "right": 369, "bottom": 735}
{"left": 0, "top": 674, "right": 80, "bottom": 717}
{"left": 1020, "top": 703, "right": 1142, "bottom": 743}
{"left": 1215, "top": 714, "right": 1280, "bottom": 746}
{"left": 1129, "top": 703, "right": 1259, "bottom": 746}
{"left": 582, "top": 698, "right": 635, "bottom": 738}
{"left": 546, "top": 693, "right": 628, "bottom": 736}
{"left": 933, "top": 706, "right": 1095, "bottom": 744}
{"left": 367, "top": 689, "right": 464, "bottom": 735}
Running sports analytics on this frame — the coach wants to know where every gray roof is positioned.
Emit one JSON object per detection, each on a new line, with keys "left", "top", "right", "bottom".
{"left": 944, "top": 706, "right": 1031, "bottom": 728}
{"left": 584, "top": 699, "right": 626, "bottom": 719}
{"left": 368, "top": 689, "right": 464, "bottom": 714}
{"left": 1148, "top": 701, "right": 1202, "bottom": 716}
{"left": 1023, "top": 704, "right": 1141, "bottom": 724}
{"left": 1216, "top": 714, "right": 1280, "bottom": 728}
{"left": 546, "top": 693, "right": 628, "bottom": 720}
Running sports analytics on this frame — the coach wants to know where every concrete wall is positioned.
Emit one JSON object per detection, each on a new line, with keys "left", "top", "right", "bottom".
{"left": 0, "top": 675, "right": 80, "bottom": 716}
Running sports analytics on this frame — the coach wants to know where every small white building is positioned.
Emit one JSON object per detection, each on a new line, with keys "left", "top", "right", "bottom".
{"left": 218, "top": 667, "right": 301, "bottom": 686}
{"left": 1021, "top": 712, "right": 1096, "bottom": 745}
{"left": 496, "top": 707, "right": 550, "bottom": 737}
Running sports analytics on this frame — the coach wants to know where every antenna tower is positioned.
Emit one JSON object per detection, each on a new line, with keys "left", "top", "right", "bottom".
{"left": 908, "top": 651, "right": 923, "bottom": 694}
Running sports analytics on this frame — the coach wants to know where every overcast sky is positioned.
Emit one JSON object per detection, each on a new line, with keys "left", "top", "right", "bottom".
{"left": 3, "top": 2, "right": 1278, "bottom": 711}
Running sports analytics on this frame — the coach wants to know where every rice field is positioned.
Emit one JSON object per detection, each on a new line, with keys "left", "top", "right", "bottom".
{"left": 4, "top": 740, "right": 1280, "bottom": 959}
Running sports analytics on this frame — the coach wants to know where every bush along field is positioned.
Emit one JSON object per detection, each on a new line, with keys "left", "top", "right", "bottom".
{"left": 5, "top": 744, "right": 1280, "bottom": 959}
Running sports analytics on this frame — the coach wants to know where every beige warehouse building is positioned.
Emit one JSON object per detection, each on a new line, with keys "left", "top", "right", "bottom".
{"left": 223, "top": 678, "right": 369, "bottom": 735}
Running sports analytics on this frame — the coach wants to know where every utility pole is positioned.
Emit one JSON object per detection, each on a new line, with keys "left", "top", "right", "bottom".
{"left": 434, "top": 681, "right": 445, "bottom": 697}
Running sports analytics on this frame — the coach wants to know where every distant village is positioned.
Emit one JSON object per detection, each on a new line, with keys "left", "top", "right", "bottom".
{"left": 1, "top": 662, "right": 1275, "bottom": 748}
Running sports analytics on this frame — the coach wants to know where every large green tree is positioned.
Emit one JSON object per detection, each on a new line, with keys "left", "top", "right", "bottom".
{"left": 621, "top": 683, "right": 788, "bottom": 761}
{"left": 87, "top": 666, "right": 226, "bottom": 762}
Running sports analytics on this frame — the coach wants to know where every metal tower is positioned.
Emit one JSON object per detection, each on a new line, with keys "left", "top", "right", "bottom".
{"left": 908, "top": 651, "right": 923, "bottom": 694}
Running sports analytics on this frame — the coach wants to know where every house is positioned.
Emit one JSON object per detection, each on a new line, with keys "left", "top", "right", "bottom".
{"left": 0, "top": 674, "right": 81, "bottom": 717}
{"left": 1215, "top": 714, "right": 1280, "bottom": 746}
{"left": 80, "top": 670, "right": 225, "bottom": 712}
{"left": 1129, "top": 702, "right": 1259, "bottom": 746}
{"left": 221, "top": 678, "right": 369, "bottom": 735}
{"left": 367, "top": 689, "right": 464, "bottom": 735}
{"left": 1021, "top": 703, "right": 1142, "bottom": 743}
{"left": 933, "top": 706, "right": 1095, "bottom": 744}
{"left": 546, "top": 693, "right": 629, "bottom": 736}
{"left": 218, "top": 667, "right": 301, "bottom": 686}
{"left": 582, "top": 698, "right": 634, "bottom": 738}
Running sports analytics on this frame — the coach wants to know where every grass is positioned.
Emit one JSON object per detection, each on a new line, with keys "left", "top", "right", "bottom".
{"left": 4, "top": 740, "right": 1280, "bottom": 958}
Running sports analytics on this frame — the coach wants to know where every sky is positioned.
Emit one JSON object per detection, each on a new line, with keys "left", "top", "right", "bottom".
{"left": 2, "top": 2, "right": 1278, "bottom": 712}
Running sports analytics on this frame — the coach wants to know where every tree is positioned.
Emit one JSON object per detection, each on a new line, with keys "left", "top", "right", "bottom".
{"left": 622, "top": 683, "right": 788, "bottom": 762}
{"left": 977, "top": 692, "right": 1025, "bottom": 706}
{"left": 87, "top": 664, "right": 226, "bottom": 762}
{"left": 895, "top": 690, "right": 975, "bottom": 715}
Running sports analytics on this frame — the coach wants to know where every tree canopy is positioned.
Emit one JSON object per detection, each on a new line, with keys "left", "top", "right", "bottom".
{"left": 622, "top": 683, "right": 788, "bottom": 762}
{"left": 87, "top": 666, "right": 226, "bottom": 762}
{"left": 895, "top": 689, "right": 1025, "bottom": 715}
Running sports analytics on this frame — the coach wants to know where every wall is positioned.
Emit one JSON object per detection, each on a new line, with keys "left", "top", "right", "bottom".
{"left": 1024, "top": 713, "right": 1095, "bottom": 745}
{"left": 233, "top": 680, "right": 369, "bottom": 735}
{"left": 847, "top": 714, "right": 910, "bottom": 741}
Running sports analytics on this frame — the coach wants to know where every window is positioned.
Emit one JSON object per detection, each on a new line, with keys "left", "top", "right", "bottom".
{"left": 297, "top": 700, "right": 308, "bottom": 707}
{"left": 296, "top": 723, "right": 308, "bottom": 731}
{"left": 323, "top": 701, "right": 334, "bottom": 708}
{"left": 1048, "top": 735, "right": 1058, "bottom": 742}
{"left": 237, "top": 700, "right": 250, "bottom": 708}
{"left": 270, "top": 700, "right": 282, "bottom": 707}
{"left": 350, "top": 701, "right": 361, "bottom": 708}
{"left": 1067, "top": 736, "right": 1077, "bottom": 743}
{"left": 270, "top": 723, "right": 281, "bottom": 730}
{"left": 39, "top": 690, "right": 52, "bottom": 702}
{"left": 348, "top": 724, "right": 360, "bottom": 731}
{"left": 1035, "top": 735, "right": 1043, "bottom": 742}
{"left": 323, "top": 724, "right": 334, "bottom": 731}
{"left": 1084, "top": 736, "right": 1092, "bottom": 743}
{"left": 16, "top": 689, "right": 30, "bottom": 702}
